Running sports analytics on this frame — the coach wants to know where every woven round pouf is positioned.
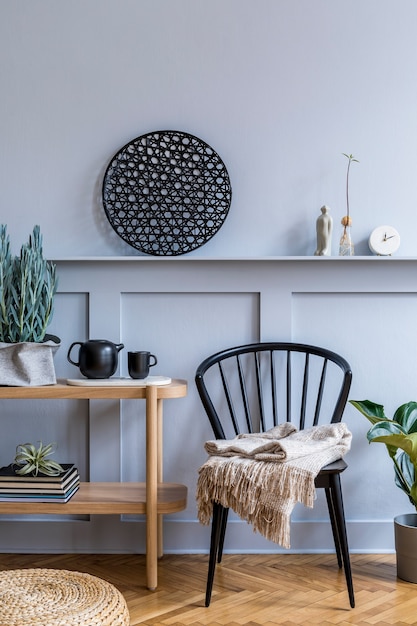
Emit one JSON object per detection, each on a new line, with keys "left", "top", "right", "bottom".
{"left": 0, "top": 568, "right": 130, "bottom": 625}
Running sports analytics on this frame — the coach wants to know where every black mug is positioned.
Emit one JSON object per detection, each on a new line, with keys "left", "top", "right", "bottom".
{"left": 128, "top": 351, "right": 158, "bottom": 379}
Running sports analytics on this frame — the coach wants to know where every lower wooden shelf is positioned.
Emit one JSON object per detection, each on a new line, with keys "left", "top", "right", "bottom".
{"left": 0, "top": 482, "right": 188, "bottom": 515}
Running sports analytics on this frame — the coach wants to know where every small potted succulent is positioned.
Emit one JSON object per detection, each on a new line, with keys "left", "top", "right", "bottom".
{"left": 350, "top": 399, "right": 417, "bottom": 582}
{"left": 0, "top": 225, "right": 59, "bottom": 385}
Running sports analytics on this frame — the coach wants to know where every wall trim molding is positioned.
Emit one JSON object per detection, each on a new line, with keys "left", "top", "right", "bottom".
{"left": 0, "top": 257, "right": 412, "bottom": 554}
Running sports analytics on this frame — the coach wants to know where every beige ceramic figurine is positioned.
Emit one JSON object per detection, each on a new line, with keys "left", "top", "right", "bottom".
{"left": 314, "top": 205, "right": 333, "bottom": 256}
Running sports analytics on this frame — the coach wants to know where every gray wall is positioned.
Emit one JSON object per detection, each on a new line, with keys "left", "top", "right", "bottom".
{"left": 1, "top": 1, "right": 417, "bottom": 257}
{"left": 1, "top": 1, "right": 417, "bottom": 554}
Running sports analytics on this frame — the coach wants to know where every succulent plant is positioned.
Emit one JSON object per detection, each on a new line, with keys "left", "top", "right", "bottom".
{"left": 13, "top": 442, "right": 64, "bottom": 477}
{"left": 0, "top": 225, "right": 58, "bottom": 343}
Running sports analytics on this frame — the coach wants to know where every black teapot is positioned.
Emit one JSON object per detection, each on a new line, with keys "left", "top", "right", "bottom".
{"left": 67, "top": 340, "right": 124, "bottom": 379}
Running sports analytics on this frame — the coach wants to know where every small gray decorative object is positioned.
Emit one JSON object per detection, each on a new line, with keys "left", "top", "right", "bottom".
{"left": 0, "top": 335, "right": 60, "bottom": 386}
{"left": 314, "top": 205, "right": 333, "bottom": 256}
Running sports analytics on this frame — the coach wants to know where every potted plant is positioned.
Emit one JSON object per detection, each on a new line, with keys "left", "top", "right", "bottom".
{"left": 350, "top": 399, "right": 417, "bottom": 582}
{"left": 0, "top": 225, "right": 59, "bottom": 386}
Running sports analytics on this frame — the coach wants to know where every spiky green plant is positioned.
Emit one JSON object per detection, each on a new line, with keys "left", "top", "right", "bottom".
{"left": 0, "top": 226, "right": 13, "bottom": 335}
{"left": 0, "top": 225, "right": 58, "bottom": 342}
{"left": 14, "top": 442, "right": 64, "bottom": 477}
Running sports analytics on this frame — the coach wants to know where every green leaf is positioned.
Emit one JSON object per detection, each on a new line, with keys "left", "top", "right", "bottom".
{"left": 410, "top": 481, "right": 417, "bottom": 507}
{"left": 395, "top": 451, "right": 415, "bottom": 494}
{"left": 18, "top": 443, "right": 37, "bottom": 458}
{"left": 371, "top": 432, "right": 417, "bottom": 467}
{"left": 367, "top": 421, "right": 405, "bottom": 458}
{"left": 38, "top": 441, "right": 53, "bottom": 456}
{"left": 41, "top": 460, "right": 64, "bottom": 476}
{"left": 367, "top": 421, "right": 406, "bottom": 439}
{"left": 350, "top": 399, "right": 417, "bottom": 508}
{"left": 15, "top": 462, "right": 37, "bottom": 476}
{"left": 342, "top": 152, "right": 359, "bottom": 163}
{"left": 393, "top": 402, "right": 417, "bottom": 434}
{"left": 349, "top": 399, "right": 387, "bottom": 424}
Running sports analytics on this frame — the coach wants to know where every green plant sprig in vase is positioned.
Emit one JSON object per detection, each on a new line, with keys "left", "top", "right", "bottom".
{"left": 339, "top": 153, "right": 359, "bottom": 257}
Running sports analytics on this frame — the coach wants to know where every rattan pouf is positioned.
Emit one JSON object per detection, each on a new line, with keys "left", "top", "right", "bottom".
{"left": 0, "top": 568, "right": 130, "bottom": 625}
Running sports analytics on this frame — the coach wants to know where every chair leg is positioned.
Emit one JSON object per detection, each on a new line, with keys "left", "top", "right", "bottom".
{"left": 325, "top": 487, "right": 343, "bottom": 569}
{"left": 217, "top": 507, "right": 229, "bottom": 563}
{"left": 206, "top": 502, "right": 224, "bottom": 607}
{"left": 329, "top": 474, "right": 355, "bottom": 608}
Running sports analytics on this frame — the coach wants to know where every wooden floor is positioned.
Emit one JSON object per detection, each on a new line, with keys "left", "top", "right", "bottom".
{"left": 0, "top": 553, "right": 415, "bottom": 625}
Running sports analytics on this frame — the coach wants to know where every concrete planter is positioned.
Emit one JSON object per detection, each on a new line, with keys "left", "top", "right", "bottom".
{"left": 0, "top": 335, "right": 60, "bottom": 386}
{"left": 394, "top": 513, "right": 417, "bottom": 583}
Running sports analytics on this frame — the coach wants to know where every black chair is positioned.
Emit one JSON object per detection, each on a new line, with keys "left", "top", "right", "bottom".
{"left": 195, "top": 342, "right": 354, "bottom": 608}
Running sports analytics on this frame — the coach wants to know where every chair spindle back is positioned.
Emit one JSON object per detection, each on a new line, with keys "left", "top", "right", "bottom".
{"left": 196, "top": 342, "right": 352, "bottom": 440}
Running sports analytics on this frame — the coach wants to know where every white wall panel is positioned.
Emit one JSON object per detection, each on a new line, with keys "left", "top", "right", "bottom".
{"left": 120, "top": 292, "right": 260, "bottom": 516}
{"left": 292, "top": 292, "right": 417, "bottom": 528}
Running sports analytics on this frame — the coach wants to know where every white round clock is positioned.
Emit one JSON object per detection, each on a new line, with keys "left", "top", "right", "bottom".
{"left": 369, "top": 225, "right": 400, "bottom": 256}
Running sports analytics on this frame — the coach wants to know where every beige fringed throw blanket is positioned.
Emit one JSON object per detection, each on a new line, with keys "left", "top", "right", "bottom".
{"left": 196, "top": 423, "right": 352, "bottom": 549}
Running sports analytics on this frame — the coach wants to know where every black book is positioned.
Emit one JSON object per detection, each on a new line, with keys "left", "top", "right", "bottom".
{"left": 0, "top": 482, "right": 80, "bottom": 503}
{"left": 0, "top": 474, "right": 80, "bottom": 495}
{"left": 0, "top": 464, "right": 77, "bottom": 489}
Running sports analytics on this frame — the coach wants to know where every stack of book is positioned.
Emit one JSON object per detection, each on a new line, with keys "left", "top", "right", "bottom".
{"left": 0, "top": 464, "right": 80, "bottom": 503}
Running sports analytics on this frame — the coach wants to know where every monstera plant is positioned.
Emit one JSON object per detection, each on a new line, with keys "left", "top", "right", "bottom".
{"left": 350, "top": 400, "right": 417, "bottom": 509}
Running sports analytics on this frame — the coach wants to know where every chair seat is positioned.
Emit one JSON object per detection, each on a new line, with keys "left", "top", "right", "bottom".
{"left": 319, "top": 458, "right": 348, "bottom": 473}
{"left": 315, "top": 459, "right": 348, "bottom": 488}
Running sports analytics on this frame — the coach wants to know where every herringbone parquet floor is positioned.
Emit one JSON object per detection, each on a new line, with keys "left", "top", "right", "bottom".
{"left": 0, "top": 553, "right": 415, "bottom": 625}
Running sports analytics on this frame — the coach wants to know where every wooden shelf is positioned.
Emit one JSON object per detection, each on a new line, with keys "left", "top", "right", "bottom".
{"left": 0, "top": 482, "right": 187, "bottom": 515}
{"left": 0, "top": 379, "right": 187, "bottom": 400}
{"left": 0, "top": 380, "right": 188, "bottom": 590}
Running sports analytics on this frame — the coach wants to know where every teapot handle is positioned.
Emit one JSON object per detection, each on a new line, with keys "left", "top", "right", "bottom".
{"left": 67, "top": 342, "right": 82, "bottom": 366}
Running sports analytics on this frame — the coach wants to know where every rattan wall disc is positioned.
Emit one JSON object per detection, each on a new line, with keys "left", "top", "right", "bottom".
{"left": 0, "top": 568, "right": 130, "bottom": 625}
{"left": 102, "top": 130, "right": 232, "bottom": 256}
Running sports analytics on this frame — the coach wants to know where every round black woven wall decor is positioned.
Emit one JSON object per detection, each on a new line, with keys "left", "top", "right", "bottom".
{"left": 102, "top": 130, "right": 232, "bottom": 256}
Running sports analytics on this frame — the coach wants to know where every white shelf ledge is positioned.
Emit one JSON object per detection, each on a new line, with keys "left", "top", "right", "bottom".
{"left": 51, "top": 255, "right": 417, "bottom": 263}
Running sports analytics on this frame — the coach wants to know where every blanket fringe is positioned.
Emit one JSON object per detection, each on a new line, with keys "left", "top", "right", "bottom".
{"left": 196, "top": 423, "right": 352, "bottom": 549}
{"left": 196, "top": 458, "right": 316, "bottom": 549}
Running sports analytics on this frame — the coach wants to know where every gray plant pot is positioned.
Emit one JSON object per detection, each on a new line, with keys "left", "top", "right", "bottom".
{"left": 0, "top": 335, "right": 60, "bottom": 386}
{"left": 394, "top": 513, "right": 417, "bottom": 583}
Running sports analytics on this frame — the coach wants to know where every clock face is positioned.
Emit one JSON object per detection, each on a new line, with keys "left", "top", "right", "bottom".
{"left": 369, "top": 226, "right": 400, "bottom": 256}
